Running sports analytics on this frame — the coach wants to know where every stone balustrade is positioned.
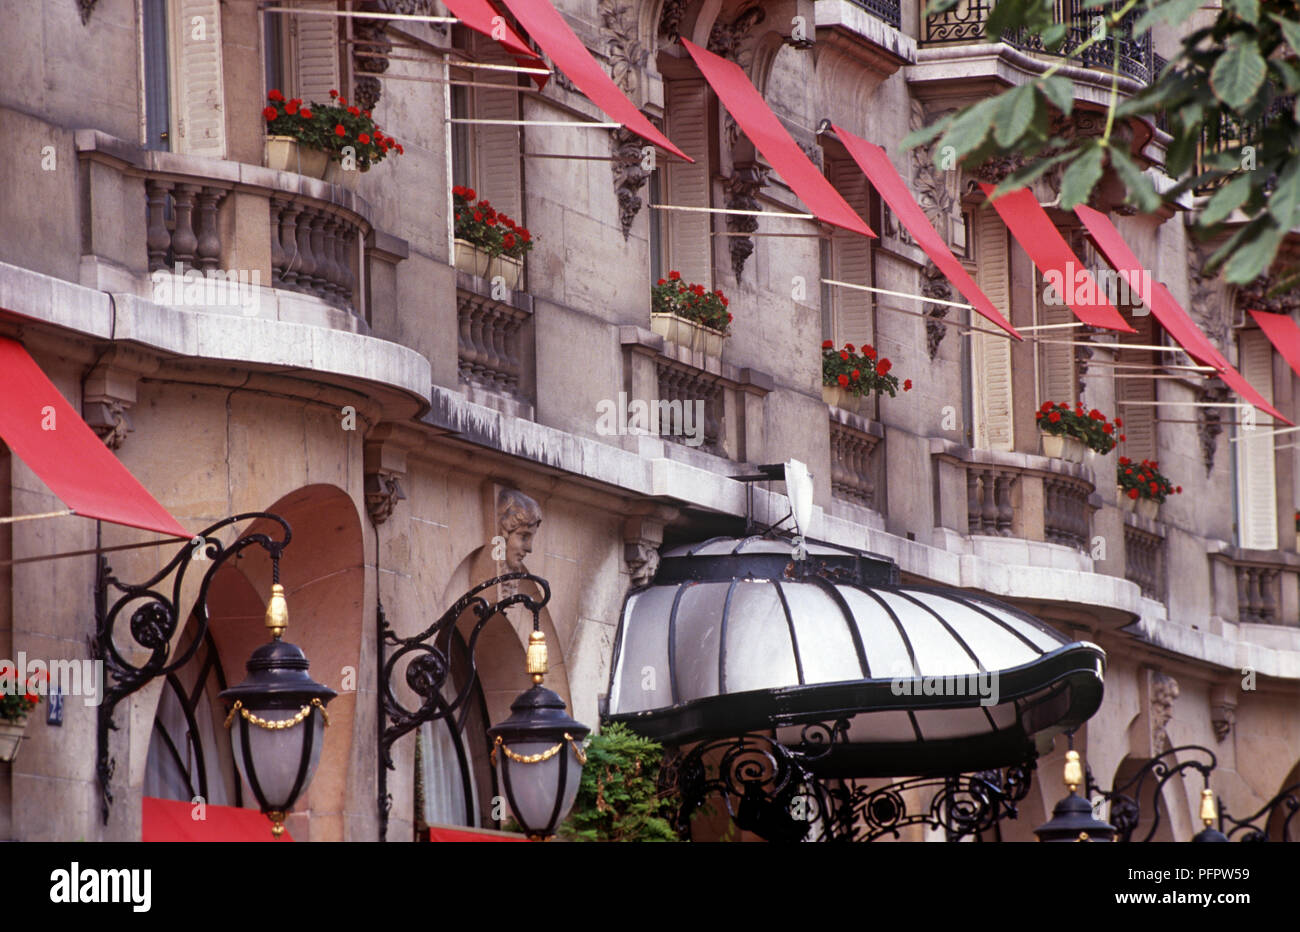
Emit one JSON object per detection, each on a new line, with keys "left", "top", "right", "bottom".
{"left": 1123, "top": 516, "right": 1165, "bottom": 601}
{"left": 931, "top": 439, "right": 1099, "bottom": 553}
{"left": 830, "top": 410, "right": 884, "bottom": 510}
{"left": 1209, "top": 547, "right": 1300, "bottom": 627}
{"left": 456, "top": 271, "right": 534, "bottom": 407}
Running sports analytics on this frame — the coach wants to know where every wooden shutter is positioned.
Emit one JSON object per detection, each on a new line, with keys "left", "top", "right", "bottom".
{"left": 289, "top": 1, "right": 340, "bottom": 107}
{"left": 472, "top": 50, "right": 522, "bottom": 223}
{"left": 172, "top": 0, "right": 226, "bottom": 158}
{"left": 972, "top": 208, "right": 1014, "bottom": 451}
{"left": 1117, "top": 312, "right": 1157, "bottom": 464}
{"left": 829, "top": 159, "right": 872, "bottom": 347}
{"left": 1037, "top": 273, "right": 1076, "bottom": 406}
{"left": 1236, "top": 329, "right": 1278, "bottom": 549}
{"left": 664, "top": 79, "right": 712, "bottom": 288}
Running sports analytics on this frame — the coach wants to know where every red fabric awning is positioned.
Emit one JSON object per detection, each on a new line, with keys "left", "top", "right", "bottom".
{"left": 1074, "top": 206, "right": 1291, "bottom": 425}
{"left": 682, "top": 40, "right": 875, "bottom": 238}
{"left": 982, "top": 185, "right": 1133, "bottom": 333}
{"left": 496, "top": 0, "right": 690, "bottom": 161}
{"left": 832, "top": 127, "right": 1015, "bottom": 336}
{"left": 427, "top": 824, "right": 528, "bottom": 842}
{"left": 142, "top": 797, "right": 291, "bottom": 841}
{"left": 1249, "top": 309, "right": 1300, "bottom": 379}
{"left": 441, "top": 0, "right": 539, "bottom": 59}
{"left": 0, "top": 338, "right": 189, "bottom": 537}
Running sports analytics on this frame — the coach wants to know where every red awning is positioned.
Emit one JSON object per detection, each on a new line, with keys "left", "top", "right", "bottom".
{"left": 142, "top": 797, "right": 292, "bottom": 841}
{"left": 982, "top": 185, "right": 1134, "bottom": 333}
{"left": 1249, "top": 309, "right": 1300, "bottom": 377}
{"left": 1074, "top": 206, "right": 1291, "bottom": 425}
{"left": 682, "top": 40, "right": 875, "bottom": 239}
{"left": 496, "top": 0, "right": 690, "bottom": 161}
{"left": 427, "top": 824, "right": 528, "bottom": 842}
{"left": 441, "top": 0, "right": 539, "bottom": 59}
{"left": 832, "top": 126, "right": 1015, "bottom": 336}
{"left": 0, "top": 337, "right": 189, "bottom": 538}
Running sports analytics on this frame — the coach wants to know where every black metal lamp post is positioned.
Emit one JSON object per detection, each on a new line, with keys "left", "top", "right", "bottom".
{"left": 1035, "top": 748, "right": 1117, "bottom": 842}
{"left": 221, "top": 575, "right": 337, "bottom": 838}
{"left": 1192, "top": 788, "right": 1229, "bottom": 842}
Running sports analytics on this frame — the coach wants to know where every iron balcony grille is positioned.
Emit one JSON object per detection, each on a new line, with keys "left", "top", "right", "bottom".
{"left": 922, "top": 0, "right": 1157, "bottom": 84}
{"left": 847, "top": 0, "right": 902, "bottom": 30}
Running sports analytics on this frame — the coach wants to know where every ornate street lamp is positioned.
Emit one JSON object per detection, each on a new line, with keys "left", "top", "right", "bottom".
{"left": 1191, "top": 788, "right": 1228, "bottom": 842}
{"left": 221, "top": 577, "right": 337, "bottom": 838}
{"left": 1035, "top": 747, "right": 1117, "bottom": 842}
{"left": 377, "top": 573, "right": 590, "bottom": 841}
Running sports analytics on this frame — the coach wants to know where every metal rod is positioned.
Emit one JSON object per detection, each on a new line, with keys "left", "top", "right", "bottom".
{"left": 1229, "top": 423, "right": 1300, "bottom": 442}
{"left": 1083, "top": 360, "right": 1216, "bottom": 372}
{"left": 0, "top": 509, "right": 74, "bottom": 525}
{"left": 1110, "top": 373, "right": 1209, "bottom": 379}
{"left": 261, "top": 6, "right": 458, "bottom": 24}
{"left": 448, "top": 118, "right": 621, "bottom": 128}
{"left": 1015, "top": 321, "right": 1085, "bottom": 331}
{"left": 823, "top": 278, "right": 973, "bottom": 310}
{"left": 654, "top": 204, "right": 815, "bottom": 219}
{"left": 367, "top": 72, "right": 546, "bottom": 93}
{"left": 711, "top": 231, "right": 826, "bottom": 237}
{"left": 523, "top": 151, "right": 619, "bottom": 161}
{"left": 1119, "top": 400, "right": 1247, "bottom": 407}
{"left": 443, "top": 58, "right": 550, "bottom": 75}
{"left": 0, "top": 536, "right": 181, "bottom": 567}
{"left": 1035, "top": 338, "right": 1199, "bottom": 354}
{"left": 871, "top": 304, "right": 997, "bottom": 336}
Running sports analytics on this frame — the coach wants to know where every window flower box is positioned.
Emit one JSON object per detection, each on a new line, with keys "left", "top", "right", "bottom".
{"left": 1041, "top": 433, "right": 1088, "bottom": 463}
{"left": 1117, "top": 457, "right": 1180, "bottom": 520}
{"left": 821, "top": 341, "right": 910, "bottom": 412}
{"left": 1036, "top": 401, "right": 1119, "bottom": 461}
{"left": 452, "top": 187, "right": 532, "bottom": 290}
{"left": 651, "top": 273, "right": 731, "bottom": 356}
{"left": 651, "top": 312, "right": 726, "bottom": 357}
{"left": 0, "top": 715, "right": 27, "bottom": 763}
{"left": 264, "top": 88, "right": 403, "bottom": 183}
{"left": 266, "top": 135, "right": 328, "bottom": 179}
{"left": 821, "top": 384, "right": 869, "bottom": 415}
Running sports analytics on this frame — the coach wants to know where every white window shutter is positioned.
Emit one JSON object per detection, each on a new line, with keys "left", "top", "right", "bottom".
{"left": 173, "top": 0, "right": 225, "bottom": 158}
{"left": 289, "top": 1, "right": 340, "bottom": 107}
{"left": 829, "top": 159, "right": 872, "bottom": 347}
{"left": 972, "top": 208, "right": 1014, "bottom": 451}
{"left": 1236, "top": 329, "right": 1278, "bottom": 549}
{"left": 1117, "top": 313, "right": 1157, "bottom": 464}
{"left": 1037, "top": 276, "right": 1075, "bottom": 406}
{"left": 472, "top": 64, "right": 522, "bottom": 222}
{"left": 664, "top": 80, "right": 712, "bottom": 289}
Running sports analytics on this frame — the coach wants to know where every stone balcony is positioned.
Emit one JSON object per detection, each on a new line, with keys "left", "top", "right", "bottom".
{"left": 1209, "top": 545, "right": 1300, "bottom": 627}
{"left": 456, "top": 270, "right": 535, "bottom": 420}
{"left": 1123, "top": 512, "right": 1166, "bottom": 602}
{"left": 931, "top": 439, "right": 1100, "bottom": 561}
{"left": 829, "top": 407, "right": 885, "bottom": 513}
{"left": 75, "top": 131, "right": 406, "bottom": 334}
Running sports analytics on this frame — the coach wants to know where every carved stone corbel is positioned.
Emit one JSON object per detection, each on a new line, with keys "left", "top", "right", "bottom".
{"left": 78, "top": 0, "right": 99, "bottom": 26}
{"left": 1237, "top": 270, "right": 1300, "bottom": 316}
{"left": 1130, "top": 668, "right": 1180, "bottom": 758}
{"left": 600, "top": 0, "right": 647, "bottom": 98}
{"left": 707, "top": 3, "right": 766, "bottom": 65}
{"left": 659, "top": 0, "right": 691, "bottom": 43}
{"left": 611, "top": 127, "right": 651, "bottom": 240}
{"left": 1197, "top": 382, "right": 1230, "bottom": 476}
{"left": 1187, "top": 240, "right": 1233, "bottom": 352}
{"left": 623, "top": 505, "right": 679, "bottom": 587}
{"left": 353, "top": 1, "right": 444, "bottom": 112}
{"left": 364, "top": 424, "right": 420, "bottom": 526}
{"left": 723, "top": 161, "right": 770, "bottom": 282}
{"left": 920, "top": 261, "right": 952, "bottom": 360}
{"left": 1209, "top": 683, "right": 1237, "bottom": 743}
{"left": 82, "top": 351, "right": 156, "bottom": 450}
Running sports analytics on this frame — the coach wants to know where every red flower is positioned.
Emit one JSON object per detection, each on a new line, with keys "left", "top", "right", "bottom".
{"left": 840, "top": 351, "right": 850, "bottom": 361}
{"left": 851, "top": 369, "right": 861, "bottom": 381}
{"left": 837, "top": 374, "right": 849, "bottom": 388}
{"left": 1119, "top": 456, "right": 1130, "bottom": 465}
{"left": 364, "top": 110, "right": 372, "bottom": 119}
{"left": 1115, "top": 417, "right": 1123, "bottom": 427}
{"left": 845, "top": 343, "right": 855, "bottom": 353}
{"left": 1103, "top": 423, "right": 1113, "bottom": 434}
{"left": 464, "top": 187, "right": 476, "bottom": 201}
{"left": 519, "top": 229, "right": 529, "bottom": 242}
{"left": 358, "top": 133, "right": 371, "bottom": 145}
{"left": 1119, "top": 434, "right": 1127, "bottom": 442}
{"left": 396, "top": 144, "right": 404, "bottom": 154}
{"left": 721, "top": 296, "right": 728, "bottom": 307}
{"left": 1041, "top": 401, "right": 1053, "bottom": 412}
{"left": 726, "top": 312, "right": 733, "bottom": 322}
{"left": 285, "top": 99, "right": 300, "bottom": 115}
{"left": 1089, "top": 409, "right": 1103, "bottom": 420}
{"left": 877, "top": 359, "right": 892, "bottom": 375}
{"left": 1128, "top": 488, "right": 1139, "bottom": 499}
{"left": 1036, "top": 411, "right": 1043, "bottom": 420}
{"left": 268, "top": 89, "right": 285, "bottom": 102}
{"left": 503, "top": 233, "right": 516, "bottom": 249}
{"left": 669, "top": 270, "right": 681, "bottom": 280}
{"left": 864, "top": 346, "right": 877, "bottom": 360}
{"left": 903, "top": 379, "right": 912, "bottom": 391}
{"left": 485, "top": 215, "right": 497, "bottom": 226}
{"left": 337, "top": 96, "right": 347, "bottom": 106}
{"left": 1049, "top": 412, "right": 1061, "bottom": 423}
{"left": 1149, "top": 482, "right": 1159, "bottom": 493}
{"left": 822, "top": 340, "right": 834, "bottom": 349}
{"left": 334, "top": 124, "right": 347, "bottom": 137}
{"left": 263, "top": 106, "right": 278, "bottom": 121}
{"left": 1176, "top": 486, "right": 1183, "bottom": 494}
{"left": 329, "top": 89, "right": 339, "bottom": 98}
{"left": 658, "top": 279, "right": 667, "bottom": 286}
{"left": 348, "top": 106, "right": 361, "bottom": 117}
{"left": 299, "top": 108, "right": 312, "bottom": 119}
{"left": 473, "top": 211, "right": 483, "bottom": 222}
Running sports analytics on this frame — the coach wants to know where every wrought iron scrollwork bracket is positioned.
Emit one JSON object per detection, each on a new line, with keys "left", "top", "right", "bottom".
{"left": 1219, "top": 782, "right": 1300, "bottom": 842}
{"left": 376, "top": 572, "right": 551, "bottom": 841}
{"left": 1085, "top": 744, "right": 1218, "bottom": 843}
{"left": 94, "top": 512, "right": 292, "bottom": 826}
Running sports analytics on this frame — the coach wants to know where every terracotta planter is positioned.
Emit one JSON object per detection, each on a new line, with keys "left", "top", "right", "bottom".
{"left": 650, "top": 312, "right": 727, "bottom": 357}
{"left": 0, "top": 715, "right": 27, "bottom": 763}
{"left": 491, "top": 253, "right": 523, "bottom": 291}
{"left": 454, "top": 239, "right": 492, "bottom": 279}
{"left": 822, "top": 384, "right": 868, "bottom": 415}
{"left": 324, "top": 160, "right": 364, "bottom": 191}
{"left": 265, "top": 136, "right": 329, "bottom": 179}
{"left": 1041, "top": 432, "right": 1087, "bottom": 463}
{"left": 1118, "top": 488, "right": 1159, "bottom": 520}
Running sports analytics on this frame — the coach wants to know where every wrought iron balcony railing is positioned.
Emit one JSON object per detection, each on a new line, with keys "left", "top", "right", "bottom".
{"left": 846, "top": 0, "right": 902, "bottom": 30}
{"left": 923, "top": 0, "right": 1158, "bottom": 84}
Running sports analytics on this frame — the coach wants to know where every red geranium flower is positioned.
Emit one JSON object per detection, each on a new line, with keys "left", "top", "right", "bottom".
{"left": 464, "top": 187, "right": 476, "bottom": 201}
{"left": 263, "top": 106, "right": 278, "bottom": 121}
{"left": 877, "top": 359, "right": 892, "bottom": 375}
{"left": 659, "top": 279, "right": 668, "bottom": 286}
{"left": 840, "top": 351, "right": 849, "bottom": 361}
{"left": 395, "top": 144, "right": 404, "bottom": 154}
{"left": 300, "top": 108, "right": 312, "bottom": 119}
{"left": 473, "top": 211, "right": 483, "bottom": 222}
{"left": 903, "top": 379, "right": 912, "bottom": 391}
{"left": 1119, "top": 456, "right": 1130, "bottom": 465}
{"left": 329, "top": 89, "right": 339, "bottom": 98}
{"left": 337, "top": 96, "right": 347, "bottom": 106}
{"left": 359, "top": 133, "right": 371, "bottom": 145}
{"left": 503, "top": 233, "right": 516, "bottom": 249}
{"left": 1119, "top": 434, "right": 1127, "bottom": 441}
{"left": 334, "top": 124, "right": 347, "bottom": 136}
{"left": 669, "top": 270, "right": 681, "bottom": 280}
{"left": 268, "top": 89, "right": 285, "bottom": 102}
{"left": 851, "top": 369, "right": 861, "bottom": 381}
{"left": 845, "top": 343, "right": 855, "bottom": 353}
{"left": 727, "top": 312, "right": 733, "bottom": 322}
{"left": 864, "top": 346, "right": 877, "bottom": 360}
{"left": 1115, "top": 417, "right": 1123, "bottom": 427}
{"left": 1128, "top": 488, "right": 1139, "bottom": 499}
{"left": 1103, "top": 423, "right": 1113, "bottom": 434}
{"left": 822, "top": 340, "right": 834, "bottom": 349}
{"left": 519, "top": 229, "right": 529, "bottom": 242}
{"left": 837, "top": 374, "right": 849, "bottom": 388}
{"left": 1176, "top": 486, "right": 1183, "bottom": 493}
{"left": 348, "top": 106, "right": 361, "bottom": 117}
{"left": 1049, "top": 412, "right": 1061, "bottom": 423}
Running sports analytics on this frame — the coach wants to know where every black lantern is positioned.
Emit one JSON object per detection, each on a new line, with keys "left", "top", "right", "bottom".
{"left": 486, "top": 630, "right": 589, "bottom": 840}
{"left": 221, "top": 580, "right": 336, "bottom": 837}
{"left": 1035, "top": 749, "right": 1117, "bottom": 842}
{"left": 1191, "top": 788, "right": 1228, "bottom": 842}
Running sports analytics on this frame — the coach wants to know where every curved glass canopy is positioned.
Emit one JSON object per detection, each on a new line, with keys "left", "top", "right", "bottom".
{"left": 605, "top": 537, "right": 1105, "bottom": 776}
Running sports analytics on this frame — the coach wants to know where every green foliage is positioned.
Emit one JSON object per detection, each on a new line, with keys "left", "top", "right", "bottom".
{"left": 914, "top": 0, "right": 1300, "bottom": 288}
{"left": 558, "top": 723, "right": 681, "bottom": 842}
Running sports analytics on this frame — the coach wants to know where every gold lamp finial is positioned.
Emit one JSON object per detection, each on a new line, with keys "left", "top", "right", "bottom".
{"left": 1200, "top": 788, "right": 1218, "bottom": 827}
{"left": 526, "top": 630, "right": 548, "bottom": 684}
{"left": 1064, "top": 749, "right": 1083, "bottom": 793}
{"left": 265, "top": 583, "right": 289, "bottom": 639}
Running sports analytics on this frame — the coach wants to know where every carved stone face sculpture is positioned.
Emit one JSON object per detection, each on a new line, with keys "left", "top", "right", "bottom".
{"left": 497, "top": 489, "right": 542, "bottom": 572}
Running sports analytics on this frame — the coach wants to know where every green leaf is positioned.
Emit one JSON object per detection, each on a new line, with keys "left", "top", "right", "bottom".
{"left": 1270, "top": 58, "right": 1300, "bottom": 94}
{"left": 1223, "top": 222, "right": 1286, "bottom": 283}
{"left": 1133, "top": 0, "right": 1203, "bottom": 37}
{"left": 1041, "top": 21, "right": 1069, "bottom": 50}
{"left": 1199, "top": 172, "right": 1252, "bottom": 225}
{"left": 989, "top": 149, "right": 1078, "bottom": 199}
{"left": 900, "top": 115, "right": 953, "bottom": 151}
{"left": 1107, "top": 146, "right": 1162, "bottom": 213}
{"left": 1059, "top": 144, "right": 1105, "bottom": 209}
{"left": 925, "top": 0, "right": 963, "bottom": 15}
{"left": 995, "top": 86, "right": 1036, "bottom": 147}
{"left": 939, "top": 98, "right": 999, "bottom": 158}
{"left": 1211, "top": 35, "right": 1267, "bottom": 110}
{"left": 1268, "top": 157, "right": 1300, "bottom": 231}
{"left": 1038, "top": 76, "right": 1075, "bottom": 116}
{"left": 1270, "top": 14, "right": 1300, "bottom": 57}
{"left": 1225, "top": 0, "right": 1259, "bottom": 25}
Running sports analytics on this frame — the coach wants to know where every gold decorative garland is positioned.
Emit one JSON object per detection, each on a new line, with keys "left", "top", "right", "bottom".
{"left": 224, "top": 698, "right": 330, "bottom": 730}
{"left": 491, "top": 732, "right": 587, "bottom": 766}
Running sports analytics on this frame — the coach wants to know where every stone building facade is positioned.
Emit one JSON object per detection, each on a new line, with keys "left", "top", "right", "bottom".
{"left": 0, "top": 0, "right": 1296, "bottom": 842}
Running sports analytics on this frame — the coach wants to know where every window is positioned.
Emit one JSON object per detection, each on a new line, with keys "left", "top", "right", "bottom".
{"left": 448, "top": 31, "right": 523, "bottom": 222}
{"left": 1115, "top": 311, "right": 1159, "bottom": 466}
{"left": 263, "top": 1, "right": 341, "bottom": 105}
{"left": 970, "top": 207, "right": 1014, "bottom": 452}
{"left": 658, "top": 74, "right": 715, "bottom": 287}
{"left": 1236, "top": 328, "right": 1278, "bottom": 549}
{"left": 142, "top": 0, "right": 171, "bottom": 151}
{"left": 1035, "top": 265, "right": 1076, "bottom": 409}
{"left": 823, "top": 154, "right": 873, "bottom": 348}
